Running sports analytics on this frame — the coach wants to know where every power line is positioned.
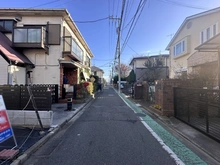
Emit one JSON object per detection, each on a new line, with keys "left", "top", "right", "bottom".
{"left": 121, "top": 0, "right": 147, "bottom": 53}
{"left": 74, "top": 16, "right": 111, "bottom": 23}
{"left": 156, "top": 0, "right": 208, "bottom": 10}
{"left": 29, "top": 0, "right": 60, "bottom": 8}
{"left": 93, "top": 58, "right": 114, "bottom": 61}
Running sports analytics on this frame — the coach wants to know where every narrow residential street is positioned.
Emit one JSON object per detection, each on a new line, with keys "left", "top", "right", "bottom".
{"left": 22, "top": 86, "right": 211, "bottom": 165}
{"left": 23, "top": 87, "right": 178, "bottom": 165}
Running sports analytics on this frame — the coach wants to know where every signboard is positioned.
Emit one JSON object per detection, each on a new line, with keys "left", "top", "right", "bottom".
{"left": 0, "top": 95, "right": 13, "bottom": 143}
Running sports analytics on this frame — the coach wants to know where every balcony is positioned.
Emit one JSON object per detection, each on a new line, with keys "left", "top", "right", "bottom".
{"left": 12, "top": 26, "right": 48, "bottom": 50}
{"left": 63, "top": 36, "right": 83, "bottom": 62}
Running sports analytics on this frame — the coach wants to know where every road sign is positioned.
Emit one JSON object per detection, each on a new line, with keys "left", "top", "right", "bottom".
{"left": 0, "top": 95, "right": 13, "bottom": 143}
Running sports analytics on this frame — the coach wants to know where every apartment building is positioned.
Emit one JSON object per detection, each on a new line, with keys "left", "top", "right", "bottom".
{"left": 0, "top": 8, "right": 93, "bottom": 97}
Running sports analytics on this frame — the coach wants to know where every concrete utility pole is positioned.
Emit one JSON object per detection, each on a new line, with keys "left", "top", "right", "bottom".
{"left": 109, "top": 17, "right": 121, "bottom": 92}
{"left": 110, "top": 0, "right": 126, "bottom": 93}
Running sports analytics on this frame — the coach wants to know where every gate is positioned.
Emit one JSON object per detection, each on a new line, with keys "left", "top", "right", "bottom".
{"left": 0, "top": 84, "right": 59, "bottom": 110}
{"left": 174, "top": 87, "right": 220, "bottom": 142}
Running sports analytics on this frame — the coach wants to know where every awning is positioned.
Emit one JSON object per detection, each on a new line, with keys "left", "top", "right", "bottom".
{"left": 0, "top": 32, "right": 33, "bottom": 66}
{"left": 194, "top": 33, "right": 220, "bottom": 87}
{"left": 195, "top": 33, "right": 220, "bottom": 52}
{"left": 59, "top": 60, "right": 82, "bottom": 68}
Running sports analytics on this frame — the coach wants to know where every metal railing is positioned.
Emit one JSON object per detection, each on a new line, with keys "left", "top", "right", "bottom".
{"left": 174, "top": 87, "right": 220, "bottom": 142}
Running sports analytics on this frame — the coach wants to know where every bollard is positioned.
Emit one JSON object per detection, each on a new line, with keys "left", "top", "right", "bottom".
{"left": 66, "top": 97, "right": 72, "bottom": 111}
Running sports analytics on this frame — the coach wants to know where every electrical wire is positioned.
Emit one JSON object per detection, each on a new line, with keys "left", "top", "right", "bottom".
{"left": 74, "top": 16, "right": 110, "bottom": 23}
{"left": 156, "top": 0, "right": 208, "bottom": 10}
{"left": 121, "top": 0, "right": 147, "bottom": 54}
{"left": 28, "top": 0, "right": 61, "bottom": 8}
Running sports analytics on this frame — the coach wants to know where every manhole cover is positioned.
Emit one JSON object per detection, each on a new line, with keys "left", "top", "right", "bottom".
{"left": 136, "top": 113, "right": 146, "bottom": 117}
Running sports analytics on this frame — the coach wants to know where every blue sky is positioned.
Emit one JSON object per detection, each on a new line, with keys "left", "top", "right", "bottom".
{"left": 1, "top": 0, "right": 220, "bottom": 81}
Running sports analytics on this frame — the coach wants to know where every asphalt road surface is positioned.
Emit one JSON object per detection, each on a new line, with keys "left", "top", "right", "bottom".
{"left": 24, "top": 87, "right": 178, "bottom": 165}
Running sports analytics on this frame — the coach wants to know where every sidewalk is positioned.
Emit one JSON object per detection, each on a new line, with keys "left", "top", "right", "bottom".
{"left": 130, "top": 97, "right": 220, "bottom": 165}
{"left": 6, "top": 97, "right": 93, "bottom": 165}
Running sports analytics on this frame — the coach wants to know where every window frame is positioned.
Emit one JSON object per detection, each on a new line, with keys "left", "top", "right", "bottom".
{"left": 0, "top": 19, "right": 16, "bottom": 33}
{"left": 173, "top": 39, "right": 186, "bottom": 57}
{"left": 200, "top": 22, "right": 218, "bottom": 44}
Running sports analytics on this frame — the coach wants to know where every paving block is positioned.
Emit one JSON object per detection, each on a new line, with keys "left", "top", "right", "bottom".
{"left": 0, "top": 149, "right": 19, "bottom": 160}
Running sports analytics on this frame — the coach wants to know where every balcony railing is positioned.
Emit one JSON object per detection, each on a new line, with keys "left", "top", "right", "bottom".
{"left": 63, "top": 36, "right": 83, "bottom": 62}
{"left": 13, "top": 26, "right": 47, "bottom": 49}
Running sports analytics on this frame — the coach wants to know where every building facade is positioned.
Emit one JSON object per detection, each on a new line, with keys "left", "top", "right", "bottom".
{"left": 0, "top": 8, "right": 93, "bottom": 97}
{"left": 166, "top": 7, "right": 220, "bottom": 80}
{"left": 129, "top": 55, "right": 169, "bottom": 83}
{"left": 91, "top": 66, "right": 104, "bottom": 83}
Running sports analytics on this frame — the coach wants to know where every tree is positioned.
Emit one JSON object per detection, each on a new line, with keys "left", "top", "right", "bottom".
{"left": 114, "top": 63, "right": 131, "bottom": 78}
{"left": 113, "top": 75, "right": 127, "bottom": 84}
{"left": 143, "top": 56, "right": 165, "bottom": 82}
{"left": 126, "top": 69, "right": 136, "bottom": 84}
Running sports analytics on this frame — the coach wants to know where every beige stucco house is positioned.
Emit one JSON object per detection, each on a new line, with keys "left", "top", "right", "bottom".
{"left": 0, "top": 8, "right": 93, "bottom": 97}
{"left": 166, "top": 7, "right": 220, "bottom": 81}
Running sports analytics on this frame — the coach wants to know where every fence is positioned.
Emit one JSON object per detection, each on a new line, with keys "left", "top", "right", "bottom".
{"left": 174, "top": 87, "right": 220, "bottom": 142}
{"left": 0, "top": 84, "right": 59, "bottom": 110}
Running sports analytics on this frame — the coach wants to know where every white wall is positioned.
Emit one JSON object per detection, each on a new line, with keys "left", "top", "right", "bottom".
{"left": 11, "top": 66, "right": 26, "bottom": 85}
{"left": 19, "top": 16, "right": 63, "bottom": 85}
{"left": 0, "top": 56, "right": 8, "bottom": 85}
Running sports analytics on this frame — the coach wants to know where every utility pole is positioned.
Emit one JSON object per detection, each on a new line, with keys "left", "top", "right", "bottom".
{"left": 117, "top": 27, "right": 121, "bottom": 93}
{"left": 110, "top": 0, "right": 126, "bottom": 93}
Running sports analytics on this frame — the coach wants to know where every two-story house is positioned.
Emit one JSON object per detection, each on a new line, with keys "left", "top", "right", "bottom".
{"left": 129, "top": 54, "right": 169, "bottom": 83}
{"left": 91, "top": 66, "right": 104, "bottom": 84}
{"left": 0, "top": 8, "right": 93, "bottom": 97}
{"left": 166, "top": 7, "right": 220, "bottom": 83}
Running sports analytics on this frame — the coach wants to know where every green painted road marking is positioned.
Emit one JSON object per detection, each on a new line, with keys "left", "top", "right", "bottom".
{"left": 119, "top": 93, "right": 207, "bottom": 165}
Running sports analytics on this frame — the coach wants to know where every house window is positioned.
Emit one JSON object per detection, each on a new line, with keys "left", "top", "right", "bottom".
{"left": 0, "top": 20, "right": 15, "bottom": 32}
{"left": 174, "top": 40, "right": 186, "bottom": 56}
{"left": 85, "top": 55, "right": 90, "bottom": 67}
{"left": 200, "top": 23, "right": 218, "bottom": 44}
{"left": 206, "top": 27, "right": 210, "bottom": 40}
{"left": 14, "top": 28, "right": 43, "bottom": 43}
{"left": 213, "top": 24, "right": 217, "bottom": 36}
{"left": 201, "top": 31, "right": 204, "bottom": 44}
{"left": 71, "top": 39, "right": 83, "bottom": 61}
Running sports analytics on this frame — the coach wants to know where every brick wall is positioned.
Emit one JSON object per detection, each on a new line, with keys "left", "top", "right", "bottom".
{"left": 60, "top": 67, "right": 64, "bottom": 98}
{"left": 66, "top": 69, "right": 77, "bottom": 84}
{"left": 155, "top": 79, "right": 202, "bottom": 116}
{"left": 155, "top": 79, "right": 193, "bottom": 116}
{"left": 142, "top": 81, "right": 148, "bottom": 101}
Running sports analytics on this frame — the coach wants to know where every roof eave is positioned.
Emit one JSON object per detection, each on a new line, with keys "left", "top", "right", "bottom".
{"left": 166, "top": 7, "right": 220, "bottom": 50}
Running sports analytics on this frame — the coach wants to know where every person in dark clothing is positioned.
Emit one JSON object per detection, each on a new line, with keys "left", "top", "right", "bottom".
{"left": 62, "top": 75, "right": 68, "bottom": 99}
{"left": 98, "top": 83, "right": 102, "bottom": 92}
{"left": 63, "top": 75, "right": 68, "bottom": 84}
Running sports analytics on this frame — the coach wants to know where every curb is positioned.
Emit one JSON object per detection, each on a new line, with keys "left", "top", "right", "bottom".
{"left": 11, "top": 97, "right": 94, "bottom": 165}
{"left": 141, "top": 106, "right": 220, "bottom": 164}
